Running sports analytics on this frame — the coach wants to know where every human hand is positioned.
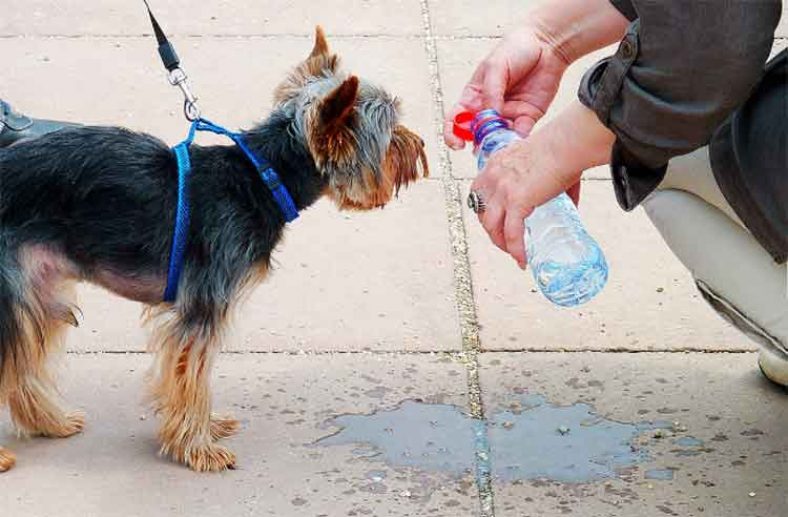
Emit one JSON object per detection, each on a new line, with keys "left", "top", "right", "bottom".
{"left": 443, "top": 0, "right": 629, "bottom": 150}
{"left": 444, "top": 27, "right": 571, "bottom": 150}
{"left": 470, "top": 102, "right": 615, "bottom": 268}
{"left": 471, "top": 140, "right": 580, "bottom": 269}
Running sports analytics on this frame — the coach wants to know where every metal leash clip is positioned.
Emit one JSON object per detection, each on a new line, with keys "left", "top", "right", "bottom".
{"left": 143, "top": 0, "right": 202, "bottom": 121}
{"left": 167, "top": 67, "right": 201, "bottom": 121}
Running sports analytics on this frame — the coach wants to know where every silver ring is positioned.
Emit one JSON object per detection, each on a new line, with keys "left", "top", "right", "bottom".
{"left": 467, "top": 191, "right": 486, "bottom": 214}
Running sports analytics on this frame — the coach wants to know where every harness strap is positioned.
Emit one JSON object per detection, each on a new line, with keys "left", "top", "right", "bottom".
{"left": 163, "top": 142, "right": 192, "bottom": 302}
{"left": 163, "top": 118, "right": 299, "bottom": 302}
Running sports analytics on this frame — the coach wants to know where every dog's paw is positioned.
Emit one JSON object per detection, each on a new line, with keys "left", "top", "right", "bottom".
{"left": 210, "top": 414, "right": 240, "bottom": 441}
{"left": 186, "top": 444, "right": 237, "bottom": 472}
{"left": 0, "top": 448, "right": 16, "bottom": 473}
{"left": 41, "top": 411, "right": 86, "bottom": 438}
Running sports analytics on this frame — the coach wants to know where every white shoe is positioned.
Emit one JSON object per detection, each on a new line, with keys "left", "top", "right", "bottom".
{"left": 758, "top": 348, "right": 788, "bottom": 388}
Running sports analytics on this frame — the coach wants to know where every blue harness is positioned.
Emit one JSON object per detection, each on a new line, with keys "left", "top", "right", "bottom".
{"left": 163, "top": 118, "right": 299, "bottom": 302}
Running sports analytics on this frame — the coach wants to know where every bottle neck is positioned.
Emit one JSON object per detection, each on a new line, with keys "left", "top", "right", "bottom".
{"left": 472, "top": 109, "right": 511, "bottom": 145}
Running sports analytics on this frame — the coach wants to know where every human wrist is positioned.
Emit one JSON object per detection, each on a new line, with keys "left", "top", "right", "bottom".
{"left": 527, "top": 0, "right": 630, "bottom": 64}
{"left": 528, "top": 101, "right": 615, "bottom": 186}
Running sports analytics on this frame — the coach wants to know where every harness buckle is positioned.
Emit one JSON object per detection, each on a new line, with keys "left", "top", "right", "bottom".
{"left": 167, "top": 67, "right": 201, "bottom": 121}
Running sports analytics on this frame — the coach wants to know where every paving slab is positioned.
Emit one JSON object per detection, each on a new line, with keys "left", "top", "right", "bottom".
{"left": 0, "top": 36, "right": 439, "bottom": 172}
{"left": 430, "top": 0, "right": 537, "bottom": 37}
{"left": 437, "top": 38, "right": 615, "bottom": 179}
{"left": 479, "top": 352, "right": 787, "bottom": 517}
{"left": 67, "top": 181, "right": 459, "bottom": 353}
{"left": 0, "top": 353, "right": 480, "bottom": 517}
{"left": 0, "top": 0, "right": 425, "bottom": 36}
{"left": 462, "top": 180, "right": 748, "bottom": 351}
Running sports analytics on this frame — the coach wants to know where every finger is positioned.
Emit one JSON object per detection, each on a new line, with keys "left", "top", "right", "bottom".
{"left": 481, "top": 59, "right": 508, "bottom": 113}
{"left": 566, "top": 181, "right": 581, "bottom": 206}
{"left": 511, "top": 116, "right": 538, "bottom": 138}
{"left": 503, "top": 209, "right": 527, "bottom": 269}
{"left": 444, "top": 64, "right": 487, "bottom": 149}
{"left": 479, "top": 198, "right": 507, "bottom": 252}
{"left": 470, "top": 173, "right": 495, "bottom": 199}
{"left": 501, "top": 101, "right": 542, "bottom": 137}
{"left": 443, "top": 104, "right": 468, "bottom": 150}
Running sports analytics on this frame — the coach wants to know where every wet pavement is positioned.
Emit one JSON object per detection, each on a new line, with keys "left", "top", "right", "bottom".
{"left": 1, "top": 1, "right": 786, "bottom": 516}
{"left": 319, "top": 395, "right": 670, "bottom": 484}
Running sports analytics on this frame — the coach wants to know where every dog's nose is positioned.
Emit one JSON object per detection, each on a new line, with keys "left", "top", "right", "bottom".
{"left": 419, "top": 137, "right": 425, "bottom": 147}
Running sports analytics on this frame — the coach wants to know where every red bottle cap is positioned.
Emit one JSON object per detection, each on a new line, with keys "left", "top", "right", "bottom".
{"left": 452, "top": 111, "right": 476, "bottom": 142}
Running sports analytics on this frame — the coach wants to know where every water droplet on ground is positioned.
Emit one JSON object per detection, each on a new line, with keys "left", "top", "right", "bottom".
{"left": 645, "top": 468, "right": 676, "bottom": 481}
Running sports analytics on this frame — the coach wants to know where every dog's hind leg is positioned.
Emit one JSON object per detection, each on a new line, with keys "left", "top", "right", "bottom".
{"left": 209, "top": 412, "right": 241, "bottom": 441}
{"left": 147, "top": 299, "right": 237, "bottom": 472}
{"left": 0, "top": 238, "right": 19, "bottom": 471}
{"left": 1, "top": 245, "right": 84, "bottom": 445}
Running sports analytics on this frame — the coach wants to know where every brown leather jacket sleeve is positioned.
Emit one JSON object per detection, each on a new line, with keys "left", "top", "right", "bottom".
{"left": 578, "top": 0, "right": 782, "bottom": 210}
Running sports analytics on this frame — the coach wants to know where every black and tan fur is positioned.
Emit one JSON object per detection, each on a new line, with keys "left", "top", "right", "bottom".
{"left": 0, "top": 27, "right": 428, "bottom": 472}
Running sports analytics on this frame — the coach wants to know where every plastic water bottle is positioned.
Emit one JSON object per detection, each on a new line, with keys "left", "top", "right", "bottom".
{"left": 455, "top": 109, "right": 608, "bottom": 307}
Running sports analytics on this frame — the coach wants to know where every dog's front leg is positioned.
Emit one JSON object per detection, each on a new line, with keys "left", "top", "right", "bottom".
{"left": 148, "top": 309, "right": 236, "bottom": 472}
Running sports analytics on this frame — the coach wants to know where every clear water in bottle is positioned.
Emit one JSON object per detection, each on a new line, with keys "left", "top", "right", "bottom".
{"left": 469, "top": 109, "right": 609, "bottom": 307}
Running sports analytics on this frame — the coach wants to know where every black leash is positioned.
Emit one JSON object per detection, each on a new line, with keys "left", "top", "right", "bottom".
{"left": 142, "top": 0, "right": 201, "bottom": 120}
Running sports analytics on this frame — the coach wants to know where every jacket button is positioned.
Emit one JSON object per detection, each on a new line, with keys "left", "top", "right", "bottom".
{"left": 620, "top": 40, "right": 636, "bottom": 60}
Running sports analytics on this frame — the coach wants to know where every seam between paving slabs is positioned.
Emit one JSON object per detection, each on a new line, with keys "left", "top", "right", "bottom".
{"left": 0, "top": 33, "right": 492, "bottom": 40}
{"left": 0, "top": 33, "right": 425, "bottom": 40}
{"left": 64, "top": 348, "right": 759, "bottom": 356}
{"left": 419, "top": 2, "right": 495, "bottom": 516}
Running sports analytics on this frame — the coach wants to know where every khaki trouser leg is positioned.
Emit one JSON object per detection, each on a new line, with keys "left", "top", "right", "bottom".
{"left": 642, "top": 147, "right": 788, "bottom": 358}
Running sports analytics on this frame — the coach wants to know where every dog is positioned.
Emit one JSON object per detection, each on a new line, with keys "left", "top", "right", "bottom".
{"left": 0, "top": 27, "right": 428, "bottom": 472}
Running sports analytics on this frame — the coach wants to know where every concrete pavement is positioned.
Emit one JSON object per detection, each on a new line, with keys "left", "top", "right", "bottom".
{"left": 1, "top": 2, "right": 785, "bottom": 516}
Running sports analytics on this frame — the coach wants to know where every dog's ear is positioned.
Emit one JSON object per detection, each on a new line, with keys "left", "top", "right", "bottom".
{"left": 318, "top": 75, "right": 359, "bottom": 128}
{"left": 307, "top": 76, "right": 359, "bottom": 168}
{"left": 304, "top": 26, "right": 339, "bottom": 75}
{"left": 310, "top": 26, "right": 330, "bottom": 59}
{"left": 274, "top": 26, "right": 340, "bottom": 104}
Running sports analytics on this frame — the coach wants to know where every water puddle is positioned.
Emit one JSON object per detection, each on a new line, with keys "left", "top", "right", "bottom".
{"left": 318, "top": 400, "right": 475, "bottom": 476}
{"left": 317, "top": 395, "right": 677, "bottom": 484}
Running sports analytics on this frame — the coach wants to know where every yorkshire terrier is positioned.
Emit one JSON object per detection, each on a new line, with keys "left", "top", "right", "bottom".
{"left": 0, "top": 27, "right": 428, "bottom": 472}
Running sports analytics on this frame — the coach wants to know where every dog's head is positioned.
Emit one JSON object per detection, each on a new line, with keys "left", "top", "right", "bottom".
{"left": 273, "top": 27, "right": 428, "bottom": 210}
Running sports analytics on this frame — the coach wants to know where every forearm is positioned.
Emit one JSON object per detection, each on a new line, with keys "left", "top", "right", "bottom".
{"left": 520, "top": 101, "right": 614, "bottom": 201}
{"left": 527, "top": 0, "right": 629, "bottom": 64}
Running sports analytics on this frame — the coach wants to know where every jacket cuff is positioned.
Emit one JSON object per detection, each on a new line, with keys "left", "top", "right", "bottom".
{"left": 578, "top": 22, "right": 639, "bottom": 127}
{"left": 610, "top": 140, "right": 667, "bottom": 211}
{"left": 579, "top": 21, "right": 664, "bottom": 210}
{"left": 609, "top": 0, "right": 638, "bottom": 21}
